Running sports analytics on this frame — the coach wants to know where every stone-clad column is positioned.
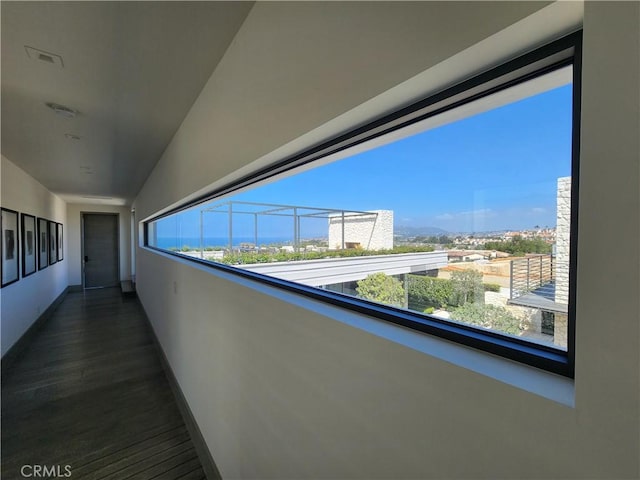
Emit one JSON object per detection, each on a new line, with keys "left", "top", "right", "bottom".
{"left": 555, "top": 177, "right": 571, "bottom": 305}
{"left": 555, "top": 177, "right": 571, "bottom": 348}
{"left": 328, "top": 210, "right": 393, "bottom": 250}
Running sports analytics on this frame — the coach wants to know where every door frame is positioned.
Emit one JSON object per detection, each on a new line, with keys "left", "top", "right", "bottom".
{"left": 81, "top": 212, "right": 120, "bottom": 289}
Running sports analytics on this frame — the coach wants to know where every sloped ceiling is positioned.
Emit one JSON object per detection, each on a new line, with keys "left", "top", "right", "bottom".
{"left": 1, "top": 1, "right": 253, "bottom": 205}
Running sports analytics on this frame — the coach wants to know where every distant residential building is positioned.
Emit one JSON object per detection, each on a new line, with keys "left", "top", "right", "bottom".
{"left": 447, "top": 250, "right": 491, "bottom": 262}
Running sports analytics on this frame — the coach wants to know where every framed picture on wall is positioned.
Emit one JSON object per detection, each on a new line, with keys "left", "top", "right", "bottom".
{"left": 57, "top": 223, "right": 63, "bottom": 261}
{"left": 21, "top": 213, "right": 37, "bottom": 278}
{"left": 38, "top": 217, "right": 49, "bottom": 270}
{"left": 1, "top": 208, "right": 20, "bottom": 287}
{"left": 48, "top": 220, "right": 57, "bottom": 265}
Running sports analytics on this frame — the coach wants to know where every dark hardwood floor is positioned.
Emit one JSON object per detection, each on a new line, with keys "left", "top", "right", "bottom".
{"left": 1, "top": 288, "right": 207, "bottom": 480}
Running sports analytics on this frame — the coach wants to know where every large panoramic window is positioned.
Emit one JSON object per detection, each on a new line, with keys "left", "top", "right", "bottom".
{"left": 146, "top": 33, "right": 580, "bottom": 376}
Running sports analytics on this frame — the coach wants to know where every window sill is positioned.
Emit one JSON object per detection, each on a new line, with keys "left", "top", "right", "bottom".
{"left": 144, "top": 246, "right": 576, "bottom": 407}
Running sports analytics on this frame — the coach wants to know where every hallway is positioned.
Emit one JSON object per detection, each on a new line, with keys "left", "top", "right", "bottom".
{"left": 1, "top": 288, "right": 207, "bottom": 479}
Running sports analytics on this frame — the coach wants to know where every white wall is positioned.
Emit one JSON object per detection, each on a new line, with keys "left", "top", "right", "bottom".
{"left": 134, "top": 2, "right": 639, "bottom": 478}
{"left": 136, "top": 1, "right": 564, "bottom": 220}
{"left": 66, "top": 204, "right": 132, "bottom": 286}
{"left": 0, "top": 155, "right": 68, "bottom": 356}
{"left": 328, "top": 210, "right": 393, "bottom": 250}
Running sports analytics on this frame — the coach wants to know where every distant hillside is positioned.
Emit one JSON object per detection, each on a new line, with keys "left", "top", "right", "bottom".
{"left": 394, "top": 225, "right": 450, "bottom": 236}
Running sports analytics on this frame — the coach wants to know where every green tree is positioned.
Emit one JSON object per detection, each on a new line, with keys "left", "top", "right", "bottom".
{"left": 356, "top": 273, "right": 405, "bottom": 307}
{"left": 484, "top": 235, "right": 551, "bottom": 256}
{"left": 450, "top": 303, "right": 522, "bottom": 335}
{"left": 407, "top": 275, "right": 453, "bottom": 310}
{"left": 450, "top": 269, "right": 484, "bottom": 306}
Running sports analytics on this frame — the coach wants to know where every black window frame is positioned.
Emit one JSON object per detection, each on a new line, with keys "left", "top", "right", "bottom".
{"left": 144, "top": 31, "right": 582, "bottom": 378}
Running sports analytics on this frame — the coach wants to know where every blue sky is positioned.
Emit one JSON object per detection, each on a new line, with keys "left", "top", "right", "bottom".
{"left": 158, "top": 82, "right": 572, "bottom": 239}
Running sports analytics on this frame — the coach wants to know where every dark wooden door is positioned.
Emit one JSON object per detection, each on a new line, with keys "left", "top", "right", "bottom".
{"left": 83, "top": 213, "right": 119, "bottom": 288}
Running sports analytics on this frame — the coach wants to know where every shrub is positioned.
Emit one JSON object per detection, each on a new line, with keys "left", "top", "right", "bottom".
{"left": 385, "top": 245, "right": 435, "bottom": 254}
{"left": 218, "top": 245, "right": 435, "bottom": 265}
{"left": 450, "top": 270, "right": 484, "bottom": 306}
{"left": 483, "top": 283, "right": 501, "bottom": 292}
{"left": 356, "top": 273, "right": 405, "bottom": 307}
{"left": 407, "top": 276, "right": 453, "bottom": 311}
{"left": 450, "top": 303, "right": 522, "bottom": 335}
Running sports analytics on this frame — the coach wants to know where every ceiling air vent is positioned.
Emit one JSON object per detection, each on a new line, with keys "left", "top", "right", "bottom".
{"left": 25, "top": 46, "right": 64, "bottom": 68}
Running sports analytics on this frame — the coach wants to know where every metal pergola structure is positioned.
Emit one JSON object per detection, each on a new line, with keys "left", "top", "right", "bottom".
{"left": 199, "top": 200, "right": 378, "bottom": 253}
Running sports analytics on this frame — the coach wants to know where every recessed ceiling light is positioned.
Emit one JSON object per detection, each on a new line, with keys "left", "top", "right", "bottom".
{"left": 45, "top": 102, "right": 77, "bottom": 119}
{"left": 64, "top": 133, "right": 81, "bottom": 140}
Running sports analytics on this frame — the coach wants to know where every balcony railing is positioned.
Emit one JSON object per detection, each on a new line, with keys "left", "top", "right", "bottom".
{"left": 510, "top": 254, "right": 555, "bottom": 300}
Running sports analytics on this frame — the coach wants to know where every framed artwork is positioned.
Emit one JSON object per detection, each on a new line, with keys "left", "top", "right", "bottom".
{"left": 1, "top": 208, "right": 20, "bottom": 287}
{"left": 38, "top": 217, "right": 49, "bottom": 270}
{"left": 21, "top": 213, "right": 37, "bottom": 278}
{"left": 48, "top": 220, "right": 57, "bottom": 265}
{"left": 57, "top": 223, "right": 63, "bottom": 261}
